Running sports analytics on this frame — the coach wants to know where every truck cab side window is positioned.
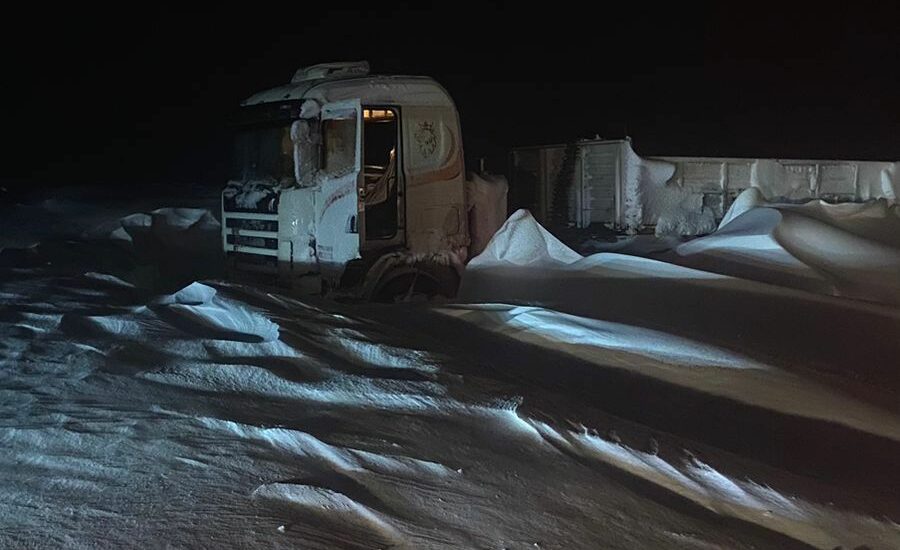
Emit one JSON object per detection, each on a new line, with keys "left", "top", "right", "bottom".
{"left": 322, "top": 116, "right": 357, "bottom": 175}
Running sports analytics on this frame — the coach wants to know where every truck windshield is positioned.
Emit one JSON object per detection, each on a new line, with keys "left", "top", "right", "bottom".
{"left": 232, "top": 123, "right": 294, "bottom": 185}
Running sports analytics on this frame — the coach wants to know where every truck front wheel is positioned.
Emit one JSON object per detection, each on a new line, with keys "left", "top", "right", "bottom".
{"left": 370, "top": 263, "right": 459, "bottom": 303}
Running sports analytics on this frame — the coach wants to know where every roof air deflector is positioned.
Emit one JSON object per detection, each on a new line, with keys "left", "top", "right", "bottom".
{"left": 291, "top": 61, "right": 370, "bottom": 84}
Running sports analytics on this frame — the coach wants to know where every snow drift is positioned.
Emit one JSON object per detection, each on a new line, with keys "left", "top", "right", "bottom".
{"left": 3, "top": 188, "right": 900, "bottom": 548}
{"left": 456, "top": 209, "right": 900, "bottom": 427}
{"left": 467, "top": 208, "right": 582, "bottom": 268}
{"left": 676, "top": 189, "right": 900, "bottom": 305}
{"left": 1, "top": 204, "right": 224, "bottom": 291}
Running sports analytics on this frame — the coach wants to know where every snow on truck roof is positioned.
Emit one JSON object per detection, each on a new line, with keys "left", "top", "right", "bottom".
{"left": 242, "top": 61, "right": 455, "bottom": 109}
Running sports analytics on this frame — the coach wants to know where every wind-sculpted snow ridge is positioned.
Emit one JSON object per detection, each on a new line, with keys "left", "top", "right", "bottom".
{"left": 87, "top": 207, "right": 224, "bottom": 290}
{"left": 151, "top": 282, "right": 280, "bottom": 343}
{"left": 0, "top": 258, "right": 838, "bottom": 549}
{"left": 676, "top": 189, "right": 900, "bottom": 305}
{"left": 468, "top": 208, "right": 583, "bottom": 267}
{"left": 251, "top": 483, "right": 405, "bottom": 547}
{"left": 467, "top": 203, "right": 900, "bottom": 306}
{"left": 439, "top": 304, "right": 900, "bottom": 442}
{"left": 528, "top": 420, "right": 900, "bottom": 549}
{"left": 3, "top": 191, "right": 898, "bottom": 548}
{"left": 0, "top": 200, "right": 222, "bottom": 291}
{"left": 6, "top": 262, "right": 802, "bottom": 549}
{"left": 455, "top": 209, "right": 900, "bottom": 443}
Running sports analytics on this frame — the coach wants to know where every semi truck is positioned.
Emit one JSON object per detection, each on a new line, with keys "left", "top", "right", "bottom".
{"left": 221, "top": 61, "right": 506, "bottom": 301}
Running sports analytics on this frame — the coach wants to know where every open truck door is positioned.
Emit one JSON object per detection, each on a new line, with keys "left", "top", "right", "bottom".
{"left": 313, "top": 100, "right": 364, "bottom": 284}
{"left": 360, "top": 107, "right": 405, "bottom": 254}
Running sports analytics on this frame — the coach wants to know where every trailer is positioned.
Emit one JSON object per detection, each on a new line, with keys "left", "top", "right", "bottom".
{"left": 510, "top": 137, "right": 899, "bottom": 235}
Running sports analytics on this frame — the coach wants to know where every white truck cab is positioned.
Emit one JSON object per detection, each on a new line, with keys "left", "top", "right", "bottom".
{"left": 222, "top": 62, "right": 485, "bottom": 300}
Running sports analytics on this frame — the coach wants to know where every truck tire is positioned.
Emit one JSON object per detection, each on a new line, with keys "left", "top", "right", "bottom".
{"left": 370, "top": 262, "right": 459, "bottom": 303}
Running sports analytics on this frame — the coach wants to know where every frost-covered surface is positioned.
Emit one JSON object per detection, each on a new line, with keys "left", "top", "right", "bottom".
{"left": 642, "top": 143, "right": 900, "bottom": 235}
{"left": 555, "top": 139, "right": 900, "bottom": 235}
{"left": 621, "top": 143, "right": 676, "bottom": 234}
{"left": 1, "top": 191, "right": 899, "bottom": 548}
{"left": 675, "top": 189, "right": 900, "bottom": 304}
{"left": 654, "top": 200, "right": 718, "bottom": 237}
{"left": 222, "top": 179, "right": 282, "bottom": 211}
{"left": 454, "top": 209, "right": 900, "bottom": 547}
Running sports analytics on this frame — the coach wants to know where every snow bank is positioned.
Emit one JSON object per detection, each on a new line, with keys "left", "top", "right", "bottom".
{"left": 468, "top": 209, "right": 582, "bottom": 268}
{"left": 154, "top": 282, "right": 279, "bottom": 342}
{"left": 84, "top": 207, "right": 222, "bottom": 290}
{"left": 104, "top": 207, "right": 220, "bottom": 254}
{"left": 5, "top": 185, "right": 899, "bottom": 549}
{"left": 677, "top": 190, "right": 900, "bottom": 304}
{"left": 461, "top": 209, "right": 721, "bottom": 292}
{"left": 717, "top": 186, "right": 767, "bottom": 229}
{"left": 529, "top": 421, "right": 900, "bottom": 550}
{"left": 441, "top": 304, "right": 900, "bottom": 442}
{"left": 458, "top": 208, "right": 900, "bottom": 395}
{"left": 251, "top": 483, "right": 404, "bottom": 545}
{"left": 441, "top": 304, "right": 768, "bottom": 370}
{"left": 151, "top": 281, "right": 217, "bottom": 305}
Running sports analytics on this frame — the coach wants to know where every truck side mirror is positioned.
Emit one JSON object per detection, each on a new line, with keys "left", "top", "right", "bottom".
{"left": 291, "top": 119, "right": 319, "bottom": 186}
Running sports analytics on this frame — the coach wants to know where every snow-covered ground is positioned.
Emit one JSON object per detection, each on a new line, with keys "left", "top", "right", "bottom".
{"left": 1, "top": 186, "right": 898, "bottom": 548}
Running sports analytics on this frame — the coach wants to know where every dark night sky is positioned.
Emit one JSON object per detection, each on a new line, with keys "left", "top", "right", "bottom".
{"left": 2, "top": 3, "right": 899, "bottom": 189}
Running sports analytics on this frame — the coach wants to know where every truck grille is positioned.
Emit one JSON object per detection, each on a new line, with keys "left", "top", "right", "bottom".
{"left": 225, "top": 218, "right": 279, "bottom": 233}
{"left": 222, "top": 212, "right": 280, "bottom": 274}
{"left": 226, "top": 234, "right": 278, "bottom": 249}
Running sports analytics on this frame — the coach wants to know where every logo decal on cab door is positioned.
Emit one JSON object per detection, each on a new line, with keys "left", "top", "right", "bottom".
{"left": 414, "top": 121, "right": 438, "bottom": 158}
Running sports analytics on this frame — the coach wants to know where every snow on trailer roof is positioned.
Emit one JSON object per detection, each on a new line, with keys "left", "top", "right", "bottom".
{"left": 511, "top": 137, "right": 900, "bottom": 164}
{"left": 242, "top": 61, "right": 455, "bottom": 109}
